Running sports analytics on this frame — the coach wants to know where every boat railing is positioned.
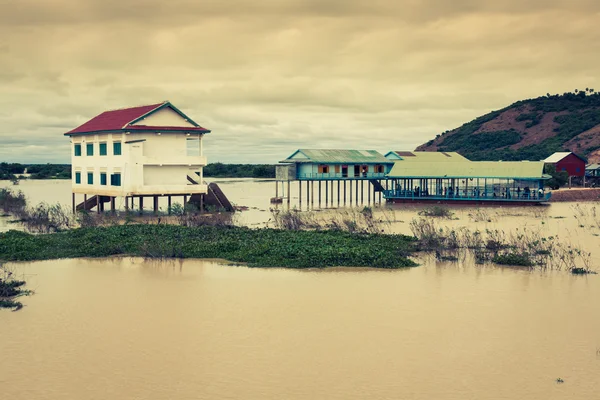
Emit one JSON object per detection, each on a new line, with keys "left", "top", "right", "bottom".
{"left": 383, "top": 189, "right": 551, "bottom": 202}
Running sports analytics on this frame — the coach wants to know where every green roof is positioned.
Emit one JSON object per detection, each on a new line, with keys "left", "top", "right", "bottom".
{"left": 388, "top": 161, "right": 547, "bottom": 179}
{"left": 385, "top": 151, "right": 469, "bottom": 162}
{"left": 282, "top": 149, "right": 391, "bottom": 164}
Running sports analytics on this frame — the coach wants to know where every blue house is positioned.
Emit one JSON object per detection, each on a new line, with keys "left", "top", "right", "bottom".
{"left": 279, "top": 149, "right": 394, "bottom": 180}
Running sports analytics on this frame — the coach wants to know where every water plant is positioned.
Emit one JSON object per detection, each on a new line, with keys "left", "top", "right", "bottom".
{"left": 418, "top": 206, "right": 454, "bottom": 218}
{"left": 0, "top": 225, "right": 418, "bottom": 269}
{"left": 0, "top": 262, "right": 31, "bottom": 310}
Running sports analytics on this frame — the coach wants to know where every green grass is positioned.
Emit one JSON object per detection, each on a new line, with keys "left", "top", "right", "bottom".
{"left": 0, "top": 225, "right": 418, "bottom": 269}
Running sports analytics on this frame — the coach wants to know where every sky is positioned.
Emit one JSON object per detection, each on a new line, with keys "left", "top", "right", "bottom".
{"left": 1, "top": 0, "right": 599, "bottom": 164}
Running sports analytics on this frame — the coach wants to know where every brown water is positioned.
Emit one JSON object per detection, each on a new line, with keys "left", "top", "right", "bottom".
{"left": 2, "top": 180, "right": 600, "bottom": 399}
{"left": 1, "top": 258, "right": 599, "bottom": 400}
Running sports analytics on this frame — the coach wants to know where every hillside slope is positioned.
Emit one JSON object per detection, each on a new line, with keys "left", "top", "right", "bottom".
{"left": 417, "top": 90, "right": 600, "bottom": 163}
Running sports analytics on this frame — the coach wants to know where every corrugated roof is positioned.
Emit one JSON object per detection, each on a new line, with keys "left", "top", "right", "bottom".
{"left": 388, "top": 161, "right": 547, "bottom": 179}
{"left": 386, "top": 151, "right": 468, "bottom": 162}
{"left": 586, "top": 163, "right": 600, "bottom": 170}
{"left": 64, "top": 101, "right": 210, "bottom": 135}
{"left": 282, "top": 149, "right": 391, "bottom": 164}
{"left": 543, "top": 152, "right": 573, "bottom": 163}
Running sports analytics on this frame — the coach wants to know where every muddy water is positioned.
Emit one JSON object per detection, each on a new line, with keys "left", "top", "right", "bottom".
{"left": 1, "top": 258, "right": 599, "bottom": 400}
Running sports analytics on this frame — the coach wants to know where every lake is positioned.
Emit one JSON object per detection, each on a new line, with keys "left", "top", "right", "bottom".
{"left": 1, "top": 179, "right": 599, "bottom": 399}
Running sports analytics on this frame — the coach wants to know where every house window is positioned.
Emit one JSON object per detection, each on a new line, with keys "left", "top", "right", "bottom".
{"left": 99, "top": 143, "right": 107, "bottom": 156}
{"left": 375, "top": 165, "right": 384, "bottom": 173}
{"left": 561, "top": 167, "right": 567, "bottom": 171}
{"left": 111, "top": 173, "right": 121, "bottom": 187}
{"left": 86, "top": 143, "right": 94, "bottom": 156}
{"left": 362, "top": 165, "right": 368, "bottom": 177}
{"left": 87, "top": 172, "right": 93, "bottom": 185}
{"left": 576, "top": 167, "right": 581, "bottom": 173}
{"left": 342, "top": 165, "right": 348, "bottom": 178}
{"left": 334, "top": 165, "right": 341, "bottom": 174}
{"left": 318, "top": 165, "right": 329, "bottom": 174}
{"left": 100, "top": 173, "right": 107, "bottom": 186}
{"left": 354, "top": 165, "right": 360, "bottom": 177}
{"left": 113, "top": 142, "right": 122, "bottom": 155}
{"left": 74, "top": 144, "right": 81, "bottom": 156}
{"left": 186, "top": 138, "right": 200, "bottom": 156}
{"left": 75, "top": 172, "right": 81, "bottom": 184}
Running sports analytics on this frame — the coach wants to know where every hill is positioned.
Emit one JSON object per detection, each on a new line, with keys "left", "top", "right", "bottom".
{"left": 416, "top": 89, "right": 600, "bottom": 163}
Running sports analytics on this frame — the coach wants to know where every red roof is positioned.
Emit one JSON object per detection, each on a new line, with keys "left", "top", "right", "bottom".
{"left": 64, "top": 102, "right": 209, "bottom": 135}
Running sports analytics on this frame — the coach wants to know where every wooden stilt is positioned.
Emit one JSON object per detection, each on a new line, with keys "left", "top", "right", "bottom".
{"left": 325, "top": 180, "right": 328, "bottom": 205}
{"left": 111, "top": 197, "right": 115, "bottom": 213}
{"left": 318, "top": 181, "right": 322, "bottom": 205}
{"left": 125, "top": 196, "right": 129, "bottom": 212}
{"left": 153, "top": 195, "right": 159, "bottom": 215}
{"left": 200, "top": 194, "right": 204, "bottom": 213}
{"left": 287, "top": 180, "right": 291, "bottom": 205}
{"left": 343, "top": 180, "right": 347, "bottom": 205}
{"left": 311, "top": 181, "right": 314, "bottom": 206}
{"left": 72, "top": 193, "right": 75, "bottom": 214}
{"left": 139, "top": 196, "right": 144, "bottom": 215}
{"left": 368, "top": 181, "right": 371, "bottom": 204}
{"left": 96, "top": 194, "right": 100, "bottom": 214}
{"left": 183, "top": 195, "right": 187, "bottom": 211}
{"left": 275, "top": 180, "right": 279, "bottom": 198}
{"left": 331, "top": 180, "right": 334, "bottom": 205}
{"left": 168, "top": 195, "right": 172, "bottom": 214}
{"left": 299, "top": 181, "right": 302, "bottom": 206}
{"left": 337, "top": 180, "right": 340, "bottom": 206}
{"left": 84, "top": 194, "right": 87, "bottom": 211}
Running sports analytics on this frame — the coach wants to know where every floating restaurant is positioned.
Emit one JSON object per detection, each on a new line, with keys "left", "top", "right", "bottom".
{"left": 383, "top": 160, "right": 551, "bottom": 204}
{"left": 276, "top": 149, "right": 552, "bottom": 206}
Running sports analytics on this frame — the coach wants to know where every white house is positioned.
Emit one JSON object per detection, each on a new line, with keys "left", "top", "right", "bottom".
{"left": 64, "top": 101, "right": 210, "bottom": 213}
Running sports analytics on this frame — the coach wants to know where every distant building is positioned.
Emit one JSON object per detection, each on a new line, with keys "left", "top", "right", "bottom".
{"left": 543, "top": 152, "right": 586, "bottom": 177}
{"left": 384, "top": 151, "right": 469, "bottom": 162}
{"left": 278, "top": 149, "right": 394, "bottom": 180}
{"left": 64, "top": 101, "right": 210, "bottom": 212}
{"left": 585, "top": 163, "right": 600, "bottom": 177}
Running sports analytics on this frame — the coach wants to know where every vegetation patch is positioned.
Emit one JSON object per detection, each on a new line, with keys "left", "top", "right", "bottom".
{"left": 418, "top": 206, "right": 454, "bottom": 219}
{"left": 0, "top": 225, "right": 418, "bottom": 269}
{"left": 0, "top": 263, "right": 31, "bottom": 310}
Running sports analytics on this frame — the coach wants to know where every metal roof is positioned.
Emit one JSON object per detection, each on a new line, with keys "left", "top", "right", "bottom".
{"left": 388, "top": 161, "right": 547, "bottom": 179}
{"left": 543, "top": 152, "right": 574, "bottom": 163}
{"left": 385, "top": 151, "right": 468, "bottom": 162}
{"left": 281, "top": 149, "right": 392, "bottom": 164}
{"left": 586, "top": 163, "right": 600, "bottom": 170}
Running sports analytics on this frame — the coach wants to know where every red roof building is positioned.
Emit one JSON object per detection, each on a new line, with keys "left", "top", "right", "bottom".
{"left": 543, "top": 152, "right": 586, "bottom": 177}
{"left": 65, "top": 101, "right": 210, "bottom": 136}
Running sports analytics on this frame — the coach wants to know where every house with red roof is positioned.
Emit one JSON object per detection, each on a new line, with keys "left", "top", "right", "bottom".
{"left": 65, "top": 101, "right": 211, "bottom": 212}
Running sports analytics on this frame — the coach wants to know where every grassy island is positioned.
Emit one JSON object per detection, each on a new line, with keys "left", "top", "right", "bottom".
{"left": 0, "top": 225, "right": 418, "bottom": 269}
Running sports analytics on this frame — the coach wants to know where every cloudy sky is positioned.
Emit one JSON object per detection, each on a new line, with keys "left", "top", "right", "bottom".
{"left": 1, "top": 0, "right": 599, "bottom": 163}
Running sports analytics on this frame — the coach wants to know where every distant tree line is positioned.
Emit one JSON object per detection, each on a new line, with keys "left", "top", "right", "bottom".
{"left": 1, "top": 162, "right": 275, "bottom": 180}
{"left": 0, "top": 163, "right": 71, "bottom": 180}
{"left": 204, "top": 163, "right": 275, "bottom": 178}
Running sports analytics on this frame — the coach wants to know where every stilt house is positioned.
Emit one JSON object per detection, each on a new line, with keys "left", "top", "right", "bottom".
{"left": 64, "top": 101, "right": 210, "bottom": 212}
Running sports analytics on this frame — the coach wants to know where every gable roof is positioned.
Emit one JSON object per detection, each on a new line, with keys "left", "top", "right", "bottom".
{"left": 281, "top": 149, "right": 392, "bottom": 164}
{"left": 388, "top": 161, "right": 547, "bottom": 180}
{"left": 385, "top": 151, "right": 468, "bottom": 162}
{"left": 64, "top": 101, "right": 210, "bottom": 136}
{"left": 543, "top": 152, "right": 586, "bottom": 163}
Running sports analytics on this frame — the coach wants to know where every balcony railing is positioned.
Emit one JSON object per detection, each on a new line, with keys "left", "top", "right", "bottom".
{"left": 383, "top": 189, "right": 552, "bottom": 202}
{"left": 298, "top": 172, "right": 387, "bottom": 180}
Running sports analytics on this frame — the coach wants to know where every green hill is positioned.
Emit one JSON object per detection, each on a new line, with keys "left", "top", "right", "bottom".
{"left": 417, "top": 89, "right": 600, "bottom": 163}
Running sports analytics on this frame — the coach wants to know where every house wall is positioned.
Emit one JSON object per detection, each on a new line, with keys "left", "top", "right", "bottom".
{"left": 70, "top": 132, "right": 207, "bottom": 196}
{"left": 131, "top": 107, "right": 196, "bottom": 127}
{"left": 553, "top": 154, "right": 585, "bottom": 177}
{"left": 296, "top": 163, "right": 392, "bottom": 180}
